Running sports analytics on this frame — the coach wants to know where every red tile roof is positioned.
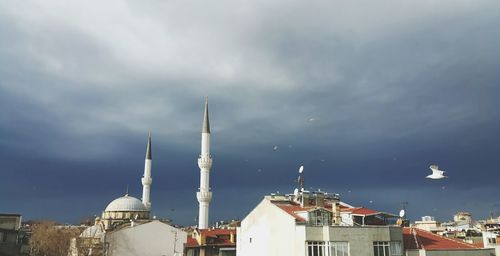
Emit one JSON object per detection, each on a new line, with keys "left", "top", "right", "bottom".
{"left": 201, "top": 229, "right": 235, "bottom": 237}
{"left": 403, "top": 228, "right": 482, "bottom": 250}
{"left": 186, "top": 236, "right": 198, "bottom": 247}
{"left": 473, "top": 241, "right": 484, "bottom": 248}
{"left": 341, "top": 207, "right": 378, "bottom": 215}
{"left": 185, "top": 228, "right": 236, "bottom": 248}
{"left": 273, "top": 201, "right": 383, "bottom": 221}
{"left": 274, "top": 202, "right": 316, "bottom": 221}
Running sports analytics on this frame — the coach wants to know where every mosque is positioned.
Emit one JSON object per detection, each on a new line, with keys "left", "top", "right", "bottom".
{"left": 97, "top": 97, "right": 213, "bottom": 230}
{"left": 72, "top": 99, "right": 213, "bottom": 256}
{"left": 100, "top": 131, "right": 152, "bottom": 231}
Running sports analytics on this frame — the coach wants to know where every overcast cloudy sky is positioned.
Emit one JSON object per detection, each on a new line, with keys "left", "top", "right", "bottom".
{"left": 1, "top": 0, "right": 499, "bottom": 225}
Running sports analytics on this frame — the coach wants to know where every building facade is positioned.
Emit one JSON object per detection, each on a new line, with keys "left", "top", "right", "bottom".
{"left": 0, "top": 213, "right": 23, "bottom": 256}
{"left": 237, "top": 192, "right": 403, "bottom": 256}
{"left": 105, "top": 220, "right": 187, "bottom": 256}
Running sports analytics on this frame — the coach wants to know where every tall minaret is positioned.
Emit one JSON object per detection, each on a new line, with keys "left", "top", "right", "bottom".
{"left": 197, "top": 98, "right": 213, "bottom": 229}
{"left": 141, "top": 132, "right": 152, "bottom": 210}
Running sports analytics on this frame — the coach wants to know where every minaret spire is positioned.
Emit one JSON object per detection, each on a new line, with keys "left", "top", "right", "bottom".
{"left": 141, "top": 132, "right": 152, "bottom": 210}
{"left": 202, "top": 97, "right": 210, "bottom": 134}
{"left": 146, "top": 131, "right": 152, "bottom": 160}
{"left": 197, "top": 98, "right": 213, "bottom": 229}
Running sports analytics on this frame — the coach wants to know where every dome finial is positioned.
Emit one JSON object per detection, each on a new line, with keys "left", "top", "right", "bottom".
{"left": 125, "top": 185, "right": 129, "bottom": 197}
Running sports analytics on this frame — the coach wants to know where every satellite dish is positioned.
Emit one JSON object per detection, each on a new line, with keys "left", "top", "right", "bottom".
{"left": 293, "top": 188, "right": 299, "bottom": 196}
{"left": 399, "top": 209, "right": 405, "bottom": 218}
{"left": 299, "top": 165, "right": 304, "bottom": 173}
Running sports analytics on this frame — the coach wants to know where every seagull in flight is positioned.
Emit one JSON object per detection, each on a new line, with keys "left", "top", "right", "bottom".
{"left": 426, "top": 165, "right": 447, "bottom": 179}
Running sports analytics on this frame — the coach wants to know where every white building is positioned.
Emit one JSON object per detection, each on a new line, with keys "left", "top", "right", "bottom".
{"left": 482, "top": 220, "right": 500, "bottom": 256}
{"left": 105, "top": 220, "right": 187, "bottom": 256}
{"left": 412, "top": 216, "right": 445, "bottom": 233}
{"left": 237, "top": 191, "right": 403, "bottom": 256}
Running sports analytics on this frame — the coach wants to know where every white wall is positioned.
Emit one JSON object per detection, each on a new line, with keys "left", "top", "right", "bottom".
{"left": 237, "top": 199, "right": 299, "bottom": 256}
{"left": 106, "top": 220, "right": 187, "bottom": 256}
{"left": 340, "top": 213, "right": 353, "bottom": 226}
{"left": 482, "top": 231, "right": 500, "bottom": 256}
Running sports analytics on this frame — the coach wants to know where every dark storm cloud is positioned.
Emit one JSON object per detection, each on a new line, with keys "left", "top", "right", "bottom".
{"left": 1, "top": 0, "right": 499, "bottom": 224}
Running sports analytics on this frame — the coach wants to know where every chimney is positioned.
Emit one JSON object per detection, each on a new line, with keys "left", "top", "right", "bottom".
{"left": 301, "top": 191, "right": 310, "bottom": 207}
{"left": 331, "top": 198, "right": 341, "bottom": 225}
{"left": 315, "top": 192, "right": 325, "bottom": 207}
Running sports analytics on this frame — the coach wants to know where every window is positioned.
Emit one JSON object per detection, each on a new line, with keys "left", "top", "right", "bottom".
{"left": 307, "top": 241, "right": 327, "bottom": 256}
{"left": 390, "top": 241, "right": 402, "bottom": 256}
{"left": 330, "top": 242, "right": 349, "bottom": 256}
{"left": 373, "top": 241, "right": 390, "bottom": 256}
{"left": 488, "top": 238, "right": 497, "bottom": 244}
{"left": 309, "top": 210, "right": 332, "bottom": 226}
{"left": 306, "top": 241, "right": 349, "bottom": 256}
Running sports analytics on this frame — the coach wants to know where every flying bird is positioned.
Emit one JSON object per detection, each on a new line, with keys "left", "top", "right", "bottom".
{"left": 426, "top": 165, "right": 447, "bottom": 179}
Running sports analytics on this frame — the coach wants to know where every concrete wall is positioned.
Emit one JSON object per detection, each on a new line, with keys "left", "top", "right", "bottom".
{"left": 303, "top": 225, "right": 403, "bottom": 256}
{"left": 237, "top": 199, "right": 298, "bottom": 256}
{"left": 106, "top": 220, "right": 187, "bottom": 256}
{"left": 0, "top": 216, "right": 21, "bottom": 230}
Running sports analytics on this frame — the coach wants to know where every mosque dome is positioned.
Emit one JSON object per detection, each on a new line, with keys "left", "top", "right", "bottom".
{"left": 104, "top": 195, "right": 148, "bottom": 212}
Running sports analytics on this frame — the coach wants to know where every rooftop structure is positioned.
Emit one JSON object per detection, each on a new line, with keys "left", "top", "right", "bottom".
{"left": 237, "top": 188, "right": 403, "bottom": 256}
{"left": 413, "top": 216, "right": 445, "bottom": 233}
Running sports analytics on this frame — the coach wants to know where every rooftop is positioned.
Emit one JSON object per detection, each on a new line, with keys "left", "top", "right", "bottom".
{"left": 186, "top": 228, "right": 236, "bottom": 248}
{"left": 403, "top": 227, "right": 482, "bottom": 250}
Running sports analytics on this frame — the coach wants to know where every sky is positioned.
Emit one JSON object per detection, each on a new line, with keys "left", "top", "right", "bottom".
{"left": 1, "top": 0, "right": 499, "bottom": 226}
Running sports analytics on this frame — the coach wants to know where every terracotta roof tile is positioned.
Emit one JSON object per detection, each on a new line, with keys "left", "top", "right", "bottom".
{"left": 341, "top": 207, "right": 378, "bottom": 215}
{"left": 273, "top": 202, "right": 315, "bottom": 221}
{"left": 200, "top": 229, "right": 236, "bottom": 237}
{"left": 185, "top": 228, "right": 236, "bottom": 248}
{"left": 403, "top": 228, "right": 482, "bottom": 250}
{"left": 273, "top": 201, "right": 381, "bottom": 221}
{"left": 186, "top": 236, "right": 198, "bottom": 247}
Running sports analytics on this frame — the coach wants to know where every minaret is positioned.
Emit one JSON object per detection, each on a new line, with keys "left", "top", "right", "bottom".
{"left": 141, "top": 132, "right": 152, "bottom": 210}
{"left": 197, "top": 98, "right": 213, "bottom": 229}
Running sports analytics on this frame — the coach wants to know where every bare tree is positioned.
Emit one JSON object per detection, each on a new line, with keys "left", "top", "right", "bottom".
{"left": 29, "top": 220, "right": 82, "bottom": 256}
